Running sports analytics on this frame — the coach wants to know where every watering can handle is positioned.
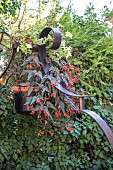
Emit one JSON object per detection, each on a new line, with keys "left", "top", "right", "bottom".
{"left": 0, "top": 41, "right": 20, "bottom": 79}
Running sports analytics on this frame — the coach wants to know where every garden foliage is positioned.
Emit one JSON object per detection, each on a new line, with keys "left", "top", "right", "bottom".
{"left": 0, "top": 84, "right": 113, "bottom": 169}
{"left": 58, "top": 4, "right": 113, "bottom": 104}
{"left": 0, "top": 1, "right": 113, "bottom": 169}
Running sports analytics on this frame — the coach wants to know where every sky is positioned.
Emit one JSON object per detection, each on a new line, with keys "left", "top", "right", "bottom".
{"left": 25, "top": 0, "right": 113, "bottom": 23}
{"left": 66, "top": 0, "right": 113, "bottom": 16}
{"left": 27, "top": 0, "right": 113, "bottom": 16}
{"left": 0, "top": 0, "right": 113, "bottom": 66}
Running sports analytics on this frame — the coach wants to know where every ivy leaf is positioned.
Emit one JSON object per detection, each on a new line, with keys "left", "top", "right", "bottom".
{"left": 93, "top": 105, "right": 102, "bottom": 110}
{"left": 63, "top": 130, "right": 68, "bottom": 135}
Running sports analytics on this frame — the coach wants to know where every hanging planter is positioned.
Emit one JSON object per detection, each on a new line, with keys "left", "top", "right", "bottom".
{"left": 11, "top": 86, "right": 30, "bottom": 114}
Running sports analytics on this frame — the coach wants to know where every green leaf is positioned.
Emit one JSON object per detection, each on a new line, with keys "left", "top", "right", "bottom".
{"left": 46, "top": 101, "right": 57, "bottom": 110}
{"left": 28, "top": 70, "right": 37, "bottom": 80}
{"left": 20, "top": 82, "right": 30, "bottom": 86}
{"left": 43, "top": 106, "right": 52, "bottom": 118}
{"left": 55, "top": 95, "right": 59, "bottom": 107}
{"left": 38, "top": 71, "right": 43, "bottom": 79}
{"left": 27, "top": 86, "right": 34, "bottom": 96}
{"left": 24, "top": 96, "right": 32, "bottom": 105}
{"left": 30, "top": 96, "right": 37, "bottom": 105}
{"left": 42, "top": 87, "right": 49, "bottom": 98}
{"left": 63, "top": 130, "right": 68, "bottom": 135}
{"left": 21, "top": 56, "right": 33, "bottom": 66}
{"left": 59, "top": 100, "right": 65, "bottom": 114}
{"left": 34, "top": 105, "right": 41, "bottom": 111}
{"left": 93, "top": 105, "right": 102, "bottom": 110}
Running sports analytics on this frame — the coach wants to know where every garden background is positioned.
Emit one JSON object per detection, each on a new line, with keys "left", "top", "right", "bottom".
{"left": 0, "top": 0, "right": 113, "bottom": 169}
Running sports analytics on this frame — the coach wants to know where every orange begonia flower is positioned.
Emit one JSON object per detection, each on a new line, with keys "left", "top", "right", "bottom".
{"left": 0, "top": 79, "right": 4, "bottom": 84}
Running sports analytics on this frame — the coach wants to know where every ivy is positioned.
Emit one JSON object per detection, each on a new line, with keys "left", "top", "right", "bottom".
{"left": 0, "top": 84, "right": 113, "bottom": 169}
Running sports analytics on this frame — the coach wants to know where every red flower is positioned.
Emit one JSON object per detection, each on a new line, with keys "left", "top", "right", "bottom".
{"left": 69, "top": 64, "right": 74, "bottom": 70}
{"left": 41, "top": 131, "right": 44, "bottom": 135}
{"left": 58, "top": 27, "right": 62, "bottom": 32}
{"left": 58, "top": 105, "right": 61, "bottom": 110}
{"left": 67, "top": 83, "right": 72, "bottom": 88}
{"left": 54, "top": 73, "right": 58, "bottom": 77}
{"left": 36, "top": 64, "right": 40, "bottom": 67}
{"left": 67, "top": 71, "right": 72, "bottom": 76}
{"left": 38, "top": 109, "right": 42, "bottom": 113}
{"left": 74, "top": 78, "right": 79, "bottom": 82}
{"left": 49, "top": 131, "right": 54, "bottom": 136}
{"left": 54, "top": 112, "right": 62, "bottom": 118}
{"left": 67, "top": 126, "right": 73, "bottom": 131}
{"left": 0, "top": 79, "right": 4, "bottom": 84}
{"left": 69, "top": 108, "right": 75, "bottom": 114}
{"left": 69, "top": 78, "right": 75, "bottom": 83}
{"left": 37, "top": 131, "right": 44, "bottom": 136}
{"left": 64, "top": 113, "right": 70, "bottom": 118}
{"left": 27, "top": 64, "right": 33, "bottom": 70}
{"left": 67, "top": 123, "right": 73, "bottom": 131}
{"left": 44, "top": 111, "right": 48, "bottom": 117}
{"left": 62, "top": 65, "right": 68, "bottom": 71}
{"left": 37, "top": 100, "right": 41, "bottom": 105}
{"left": 50, "top": 81, "right": 57, "bottom": 87}
{"left": 50, "top": 93, "right": 56, "bottom": 98}
{"left": 75, "top": 68, "right": 80, "bottom": 74}
{"left": 29, "top": 111, "right": 35, "bottom": 115}
{"left": 29, "top": 105, "right": 34, "bottom": 110}
{"left": 32, "top": 58, "right": 36, "bottom": 62}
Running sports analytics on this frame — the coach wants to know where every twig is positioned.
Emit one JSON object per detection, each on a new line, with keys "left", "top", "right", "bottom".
{"left": 18, "top": 1, "right": 27, "bottom": 30}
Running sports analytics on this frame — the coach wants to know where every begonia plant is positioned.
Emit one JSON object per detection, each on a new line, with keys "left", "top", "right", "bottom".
{"left": 20, "top": 45, "right": 81, "bottom": 134}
